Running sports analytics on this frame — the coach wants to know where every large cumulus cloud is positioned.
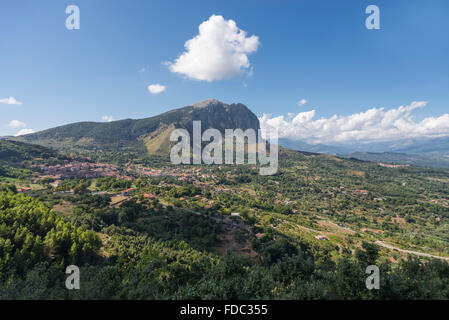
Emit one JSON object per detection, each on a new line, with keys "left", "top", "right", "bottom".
{"left": 167, "top": 15, "right": 260, "bottom": 82}
{"left": 260, "top": 101, "right": 449, "bottom": 144}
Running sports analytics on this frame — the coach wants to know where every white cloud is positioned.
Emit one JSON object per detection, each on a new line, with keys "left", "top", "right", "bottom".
{"left": 6, "top": 119, "right": 34, "bottom": 136}
{"left": 15, "top": 128, "right": 34, "bottom": 136}
{"left": 147, "top": 84, "right": 166, "bottom": 94}
{"left": 247, "top": 67, "right": 254, "bottom": 78}
{"left": 260, "top": 101, "right": 449, "bottom": 144}
{"left": 298, "top": 99, "right": 308, "bottom": 107}
{"left": 0, "top": 97, "right": 22, "bottom": 105}
{"left": 102, "top": 115, "right": 114, "bottom": 122}
{"left": 166, "top": 15, "right": 260, "bottom": 82}
{"left": 8, "top": 120, "right": 26, "bottom": 128}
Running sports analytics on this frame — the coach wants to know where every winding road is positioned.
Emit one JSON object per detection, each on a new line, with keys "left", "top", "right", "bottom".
{"left": 165, "top": 206, "right": 449, "bottom": 262}
{"left": 375, "top": 241, "right": 449, "bottom": 261}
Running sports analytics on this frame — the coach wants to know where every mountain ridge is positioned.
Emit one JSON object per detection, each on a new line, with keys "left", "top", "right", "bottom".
{"left": 279, "top": 136, "right": 449, "bottom": 168}
{"left": 13, "top": 99, "right": 260, "bottom": 157}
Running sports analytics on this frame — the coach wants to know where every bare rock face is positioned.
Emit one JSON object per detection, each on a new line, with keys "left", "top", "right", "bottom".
{"left": 186, "top": 99, "right": 260, "bottom": 133}
{"left": 191, "top": 98, "right": 222, "bottom": 109}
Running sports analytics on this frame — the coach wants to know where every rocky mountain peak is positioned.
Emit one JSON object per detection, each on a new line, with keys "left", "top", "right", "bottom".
{"left": 191, "top": 98, "right": 226, "bottom": 109}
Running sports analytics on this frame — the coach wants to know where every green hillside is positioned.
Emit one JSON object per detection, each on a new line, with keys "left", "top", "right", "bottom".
{"left": 0, "top": 140, "right": 56, "bottom": 163}
{"left": 0, "top": 140, "right": 59, "bottom": 180}
{"left": 339, "top": 152, "right": 449, "bottom": 169}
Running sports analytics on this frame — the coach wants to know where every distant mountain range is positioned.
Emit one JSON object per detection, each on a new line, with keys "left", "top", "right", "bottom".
{"left": 279, "top": 137, "right": 449, "bottom": 168}
{"left": 337, "top": 152, "right": 449, "bottom": 169}
{"left": 279, "top": 136, "right": 449, "bottom": 155}
{"left": 278, "top": 138, "right": 353, "bottom": 155}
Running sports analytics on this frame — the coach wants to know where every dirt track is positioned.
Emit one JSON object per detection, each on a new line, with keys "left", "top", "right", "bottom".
{"left": 375, "top": 241, "right": 449, "bottom": 261}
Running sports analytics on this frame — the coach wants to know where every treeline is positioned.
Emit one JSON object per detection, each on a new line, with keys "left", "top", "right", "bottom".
{"left": 0, "top": 163, "right": 33, "bottom": 179}
{"left": 67, "top": 193, "right": 221, "bottom": 251}
{"left": 0, "top": 192, "right": 101, "bottom": 280}
{"left": 3, "top": 222, "right": 449, "bottom": 299}
{"left": 2, "top": 187, "right": 449, "bottom": 299}
{"left": 96, "top": 177, "right": 131, "bottom": 192}
{"left": 0, "top": 140, "right": 57, "bottom": 163}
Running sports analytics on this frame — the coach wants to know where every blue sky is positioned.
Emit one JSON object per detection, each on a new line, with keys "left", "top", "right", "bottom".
{"left": 1, "top": 0, "right": 448, "bottom": 142}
